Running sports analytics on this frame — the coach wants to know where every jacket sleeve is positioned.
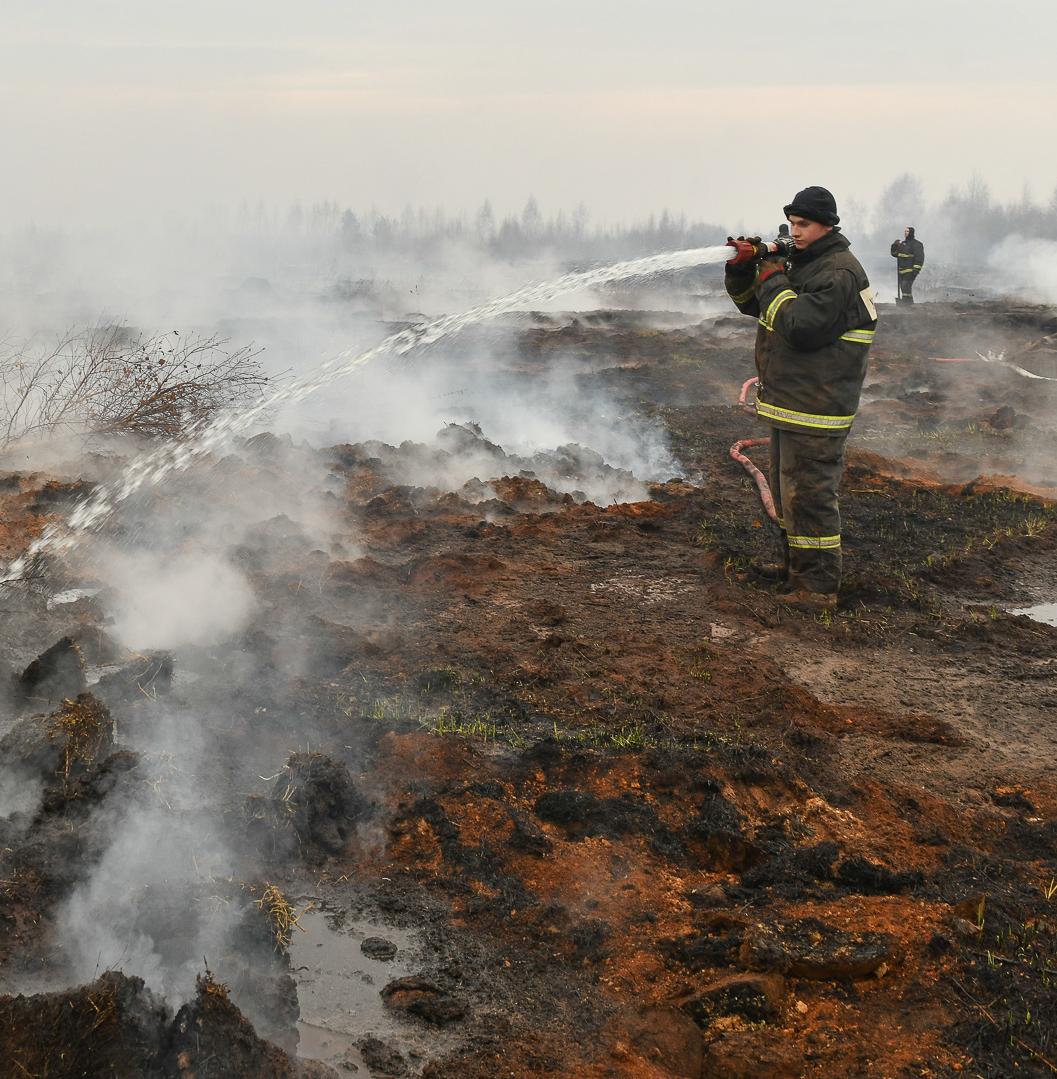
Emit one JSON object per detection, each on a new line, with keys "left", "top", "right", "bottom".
{"left": 725, "top": 265, "right": 760, "bottom": 317}
{"left": 755, "top": 267, "right": 859, "bottom": 351}
{"left": 890, "top": 240, "right": 900, "bottom": 258}
{"left": 913, "top": 240, "right": 924, "bottom": 270}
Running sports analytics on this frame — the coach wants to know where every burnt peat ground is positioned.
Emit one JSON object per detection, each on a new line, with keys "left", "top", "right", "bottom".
{"left": 1, "top": 301, "right": 1057, "bottom": 1077}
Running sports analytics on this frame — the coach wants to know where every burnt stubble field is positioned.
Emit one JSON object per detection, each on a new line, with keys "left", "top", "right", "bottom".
{"left": 2, "top": 300, "right": 1057, "bottom": 1078}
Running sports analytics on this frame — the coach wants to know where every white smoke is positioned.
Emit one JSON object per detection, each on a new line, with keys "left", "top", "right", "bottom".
{"left": 0, "top": 768, "right": 44, "bottom": 821}
{"left": 100, "top": 550, "right": 256, "bottom": 650}
{"left": 55, "top": 799, "right": 241, "bottom": 1000}
{"left": 282, "top": 344, "right": 681, "bottom": 505}
{"left": 44, "top": 450, "right": 344, "bottom": 1012}
{"left": 987, "top": 236, "right": 1057, "bottom": 305}
{"left": 4, "top": 229, "right": 715, "bottom": 1036}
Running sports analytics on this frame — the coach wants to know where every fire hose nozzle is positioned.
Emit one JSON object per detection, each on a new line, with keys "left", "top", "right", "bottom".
{"left": 726, "top": 236, "right": 789, "bottom": 266}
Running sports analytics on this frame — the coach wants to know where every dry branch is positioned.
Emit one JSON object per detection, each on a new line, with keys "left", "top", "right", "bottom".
{"left": 0, "top": 324, "right": 267, "bottom": 448}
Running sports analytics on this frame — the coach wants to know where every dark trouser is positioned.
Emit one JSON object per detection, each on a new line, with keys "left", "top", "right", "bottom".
{"left": 897, "top": 270, "right": 918, "bottom": 303}
{"left": 768, "top": 427, "right": 847, "bottom": 594}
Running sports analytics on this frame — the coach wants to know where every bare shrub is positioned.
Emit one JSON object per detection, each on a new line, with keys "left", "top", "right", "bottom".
{"left": 0, "top": 325, "right": 267, "bottom": 448}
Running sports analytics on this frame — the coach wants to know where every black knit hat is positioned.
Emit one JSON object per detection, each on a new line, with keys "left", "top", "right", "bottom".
{"left": 783, "top": 186, "right": 839, "bottom": 226}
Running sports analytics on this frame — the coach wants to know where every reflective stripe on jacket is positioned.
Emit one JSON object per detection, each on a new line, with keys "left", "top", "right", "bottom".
{"left": 725, "top": 231, "right": 877, "bottom": 436}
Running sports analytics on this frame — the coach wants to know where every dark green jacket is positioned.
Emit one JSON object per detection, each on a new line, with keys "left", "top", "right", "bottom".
{"left": 725, "top": 231, "right": 877, "bottom": 436}
{"left": 890, "top": 237, "right": 925, "bottom": 274}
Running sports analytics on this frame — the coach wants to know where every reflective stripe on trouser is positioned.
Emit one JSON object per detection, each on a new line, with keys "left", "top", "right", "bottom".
{"left": 898, "top": 269, "right": 918, "bottom": 301}
{"left": 756, "top": 400, "right": 856, "bottom": 431}
{"left": 768, "top": 427, "right": 847, "bottom": 594}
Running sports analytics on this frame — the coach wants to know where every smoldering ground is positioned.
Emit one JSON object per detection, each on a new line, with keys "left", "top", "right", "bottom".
{"left": 0, "top": 440, "right": 364, "bottom": 1035}
{"left": 3, "top": 290, "right": 1057, "bottom": 1074}
{"left": 0, "top": 294, "right": 696, "bottom": 1060}
{"left": 279, "top": 326, "right": 685, "bottom": 506}
{"left": 9, "top": 206, "right": 1050, "bottom": 1069}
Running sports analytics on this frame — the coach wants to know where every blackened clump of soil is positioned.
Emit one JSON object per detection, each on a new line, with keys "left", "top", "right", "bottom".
{"left": 251, "top": 751, "right": 370, "bottom": 862}
{"left": 0, "top": 691, "right": 114, "bottom": 789}
{"left": 0, "top": 971, "right": 168, "bottom": 1077}
{"left": 0, "top": 969, "right": 334, "bottom": 1079}
{"left": 163, "top": 973, "right": 314, "bottom": 1078}
{"left": 13, "top": 635, "right": 87, "bottom": 706}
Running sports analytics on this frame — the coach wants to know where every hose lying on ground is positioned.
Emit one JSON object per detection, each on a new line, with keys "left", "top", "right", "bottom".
{"left": 731, "top": 346, "right": 1057, "bottom": 530}
{"left": 932, "top": 351, "right": 1057, "bottom": 381}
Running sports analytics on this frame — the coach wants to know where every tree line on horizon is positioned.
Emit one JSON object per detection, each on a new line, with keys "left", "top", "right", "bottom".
{"left": 7, "top": 175, "right": 1052, "bottom": 276}
{"left": 211, "top": 175, "right": 1057, "bottom": 266}
{"left": 216, "top": 196, "right": 728, "bottom": 265}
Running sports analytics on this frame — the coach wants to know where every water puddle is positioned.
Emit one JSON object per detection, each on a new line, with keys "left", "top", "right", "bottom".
{"left": 46, "top": 587, "right": 101, "bottom": 609}
{"left": 1008, "top": 602, "right": 1057, "bottom": 626}
{"left": 289, "top": 906, "right": 448, "bottom": 1073}
{"left": 83, "top": 662, "right": 198, "bottom": 690}
{"left": 589, "top": 573, "right": 696, "bottom": 606}
{"left": 83, "top": 663, "right": 120, "bottom": 686}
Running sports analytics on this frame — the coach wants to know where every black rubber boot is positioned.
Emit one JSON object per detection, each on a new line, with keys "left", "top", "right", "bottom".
{"left": 751, "top": 561, "right": 788, "bottom": 582}
{"left": 751, "top": 542, "right": 790, "bottom": 583}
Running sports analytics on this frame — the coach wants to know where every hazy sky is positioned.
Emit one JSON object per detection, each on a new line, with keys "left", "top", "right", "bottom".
{"left": 3, "top": 1, "right": 1056, "bottom": 230}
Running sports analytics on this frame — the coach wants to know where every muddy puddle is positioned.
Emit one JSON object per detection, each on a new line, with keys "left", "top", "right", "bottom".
{"left": 1008, "top": 601, "right": 1057, "bottom": 625}
{"left": 291, "top": 906, "right": 452, "bottom": 1073}
{"left": 588, "top": 572, "right": 696, "bottom": 605}
{"left": 45, "top": 587, "right": 101, "bottom": 610}
{"left": 84, "top": 660, "right": 197, "bottom": 689}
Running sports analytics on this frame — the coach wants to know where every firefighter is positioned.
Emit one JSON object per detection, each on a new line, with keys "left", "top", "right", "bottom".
{"left": 890, "top": 226, "right": 925, "bottom": 303}
{"left": 725, "top": 186, "right": 877, "bottom": 612}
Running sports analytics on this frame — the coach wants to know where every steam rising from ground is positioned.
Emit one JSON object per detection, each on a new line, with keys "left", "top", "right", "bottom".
{"left": 0, "top": 235, "right": 723, "bottom": 1032}
{"left": 27, "top": 442, "right": 350, "bottom": 1011}
{"left": 292, "top": 347, "right": 681, "bottom": 504}
{"left": 55, "top": 786, "right": 240, "bottom": 999}
{"left": 25, "top": 344, "right": 675, "bottom": 1011}
{"left": 101, "top": 551, "right": 256, "bottom": 650}
{"left": 0, "top": 768, "right": 43, "bottom": 821}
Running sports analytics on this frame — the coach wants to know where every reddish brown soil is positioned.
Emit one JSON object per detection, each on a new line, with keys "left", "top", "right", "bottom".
{"left": 2, "top": 301, "right": 1057, "bottom": 1078}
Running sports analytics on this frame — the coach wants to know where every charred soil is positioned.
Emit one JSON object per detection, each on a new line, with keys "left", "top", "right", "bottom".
{"left": 2, "top": 301, "right": 1057, "bottom": 1078}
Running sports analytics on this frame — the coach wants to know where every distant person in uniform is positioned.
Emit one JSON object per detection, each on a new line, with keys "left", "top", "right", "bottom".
{"left": 891, "top": 226, "right": 925, "bottom": 303}
{"left": 777, "top": 223, "right": 791, "bottom": 243}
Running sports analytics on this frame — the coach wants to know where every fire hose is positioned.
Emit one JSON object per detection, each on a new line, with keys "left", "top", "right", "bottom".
{"left": 730, "top": 348, "right": 1057, "bottom": 529}
{"left": 730, "top": 377, "right": 779, "bottom": 524}
{"left": 726, "top": 229, "right": 1056, "bottom": 525}
{"left": 931, "top": 351, "right": 1057, "bottom": 381}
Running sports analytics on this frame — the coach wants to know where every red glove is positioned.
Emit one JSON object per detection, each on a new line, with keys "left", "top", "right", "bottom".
{"left": 726, "top": 235, "right": 764, "bottom": 267}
